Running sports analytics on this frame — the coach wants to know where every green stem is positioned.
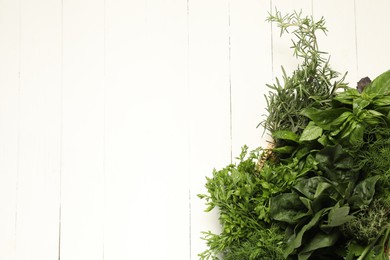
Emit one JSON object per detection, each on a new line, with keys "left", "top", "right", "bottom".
{"left": 357, "top": 225, "right": 390, "bottom": 260}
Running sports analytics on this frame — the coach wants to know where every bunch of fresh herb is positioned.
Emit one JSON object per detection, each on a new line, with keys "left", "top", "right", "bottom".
{"left": 261, "top": 10, "right": 347, "bottom": 138}
{"left": 199, "top": 10, "right": 390, "bottom": 260}
{"left": 342, "top": 199, "right": 390, "bottom": 245}
{"left": 198, "top": 146, "right": 287, "bottom": 260}
{"left": 264, "top": 69, "right": 390, "bottom": 259}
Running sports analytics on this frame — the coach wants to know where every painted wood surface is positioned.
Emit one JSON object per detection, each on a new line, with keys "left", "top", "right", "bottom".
{"left": 0, "top": 0, "right": 388, "bottom": 259}
{"left": 16, "top": 1, "right": 62, "bottom": 259}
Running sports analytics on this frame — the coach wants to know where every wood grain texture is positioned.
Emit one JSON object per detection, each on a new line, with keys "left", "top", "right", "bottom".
{"left": 230, "top": 0, "right": 273, "bottom": 156}
{"left": 15, "top": 0, "right": 62, "bottom": 259}
{"left": 0, "top": 0, "right": 19, "bottom": 259}
{"left": 0, "top": 1, "right": 388, "bottom": 259}
{"left": 188, "top": 0, "right": 231, "bottom": 258}
{"left": 104, "top": 0, "right": 190, "bottom": 259}
{"left": 60, "top": 0, "right": 105, "bottom": 259}
{"left": 355, "top": 0, "right": 390, "bottom": 79}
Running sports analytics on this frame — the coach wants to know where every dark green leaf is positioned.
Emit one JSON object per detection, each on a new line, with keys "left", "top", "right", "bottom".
{"left": 298, "top": 154, "right": 319, "bottom": 177}
{"left": 321, "top": 203, "right": 354, "bottom": 229}
{"left": 294, "top": 177, "right": 331, "bottom": 200}
{"left": 349, "top": 176, "right": 380, "bottom": 209}
{"left": 299, "top": 197, "right": 313, "bottom": 211}
{"left": 294, "top": 146, "right": 312, "bottom": 160}
{"left": 314, "top": 182, "right": 333, "bottom": 198}
{"left": 270, "top": 193, "right": 308, "bottom": 224}
{"left": 298, "top": 231, "right": 339, "bottom": 260}
{"left": 284, "top": 209, "right": 326, "bottom": 258}
{"left": 316, "top": 145, "right": 358, "bottom": 183}
{"left": 346, "top": 242, "right": 365, "bottom": 260}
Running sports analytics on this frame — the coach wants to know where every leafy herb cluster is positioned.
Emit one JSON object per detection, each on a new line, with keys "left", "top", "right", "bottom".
{"left": 199, "top": 10, "right": 390, "bottom": 260}
{"left": 198, "top": 147, "right": 287, "bottom": 260}
{"left": 261, "top": 10, "right": 347, "bottom": 137}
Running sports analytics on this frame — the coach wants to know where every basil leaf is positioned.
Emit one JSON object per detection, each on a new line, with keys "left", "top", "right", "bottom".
{"left": 301, "top": 108, "right": 351, "bottom": 130}
{"left": 329, "top": 114, "right": 353, "bottom": 136}
{"left": 329, "top": 111, "right": 353, "bottom": 131}
{"left": 363, "top": 70, "right": 390, "bottom": 95}
{"left": 272, "top": 145, "right": 296, "bottom": 154}
{"left": 348, "top": 123, "right": 364, "bottom": 145}
{"left": 299, "top": 122, "right": 323, "bottom": 142}
{"left": 373, "top": 95, "right": 390, "bottom": 107}
{"left": 272, "top": 130, "right": 299, "bottom": 142}
{"left": 353, "top": 97, "right": 371, "bottom": 112}
{"left": 334, "top": 88, "right": 359, "bottom": 105}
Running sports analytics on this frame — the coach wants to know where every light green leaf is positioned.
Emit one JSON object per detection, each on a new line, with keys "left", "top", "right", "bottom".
{"left": 272, "top": 130, "right": 300, "bottom": 142}
{"left": 353, "top": 97, "right": 371, "bottom": 112}
{"left": 348, "top": 123, "right": 364, "bottom": 145}
{"left": 299, "top": 122, "right": 323, "bottom": 141}
{"left": 364, "top": 70, "right": 390, "bottom": 95}
{"left": 329, "top": 114, "right": 353, "bottom": 136}
{"left": 301, "top": 108, "right": 351, "bottom": 130}
{"left": 273, "top": 145, "right": 296, "bottom": 154}
{"left": 318, "top": 135, "right": 330, "bottom": 146}
{"left": 329, "top": 111, "right": 353, "bottom": 131}
{"left": 373, "top": 95, "right": 390, "bottom": 107}
{"left": 334, "top": 88, "right": 360, "bottom": 105}
{"left": 323, "top": 204, "right": 354, "bottom": 228}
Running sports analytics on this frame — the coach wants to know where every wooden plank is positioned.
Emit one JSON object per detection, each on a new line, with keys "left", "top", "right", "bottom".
{"left": 355, "top": 0, "right": 390, "bottom": 79}
{"left": 103, "top": 1, "right": 147, "bottom": 259}
{"left": 230, "top": 0, "right": 273, "bottom": 156}
{"left": 61, "top": 0, "right": 105, "bottom": 259}
{"left": 188, "top": 0, "right": 231, "bottom": 258}
{"left": 15, "top": 0, "right": 62, "bottom": 259}
{"left": 313, "top": 0, "right": 357, "bottom": 87}
{"left": 0, "top": 0, "right": 19, "bottom": 259}
{"left": 142, "top": 1, "right": 190, "bottom": 258}
{"left": 104, "top": 0, "right": 190, "bottom": 258}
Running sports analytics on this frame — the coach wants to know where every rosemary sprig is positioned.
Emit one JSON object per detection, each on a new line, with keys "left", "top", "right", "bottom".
{"left": 261, "top": 10, "right": 347, "bottom": 138}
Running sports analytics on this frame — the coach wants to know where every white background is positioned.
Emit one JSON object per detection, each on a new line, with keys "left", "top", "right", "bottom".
{"left": 0, "top": 0, "right": 389, "bottom": 259}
